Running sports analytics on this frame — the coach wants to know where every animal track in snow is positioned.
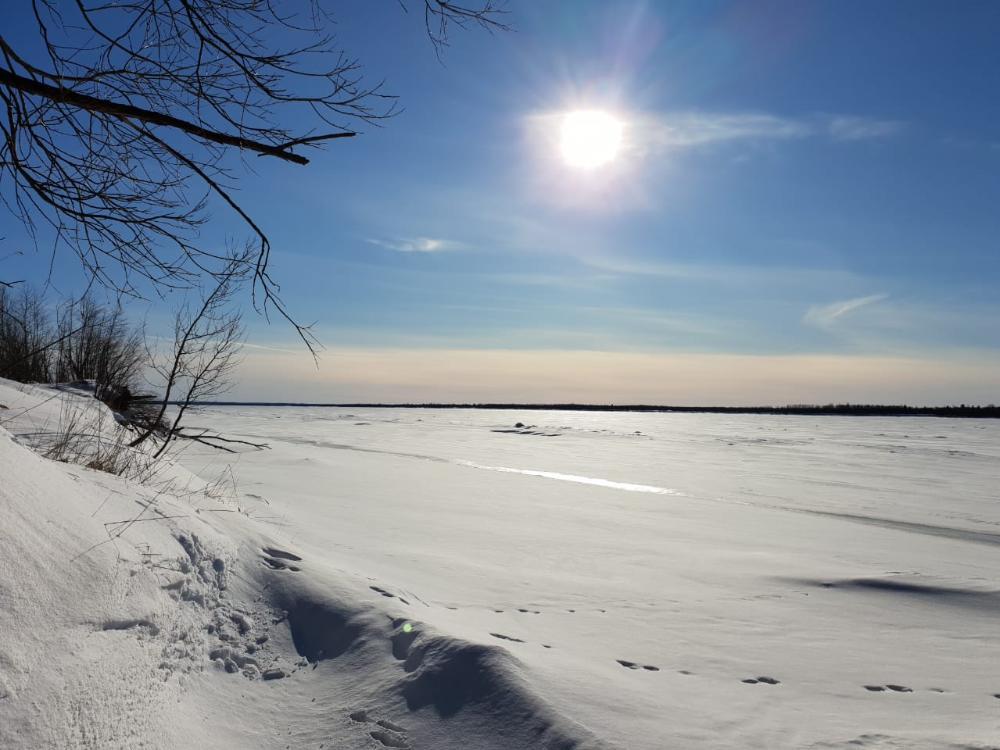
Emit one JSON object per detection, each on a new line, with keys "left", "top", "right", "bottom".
{"left": 489, "top": 633, "right": 525, "bottom": 643}
{"left": 617, "top": 659, "right": 659, "bottom": 672}
{"left": 742, "top": 676, "right": 780, "bottom": 685}
{"left": 864, "top": 684, "right": 912, "bottom": 693}
{"left": 367, "top": 586, "right": 410, "bottom": 605}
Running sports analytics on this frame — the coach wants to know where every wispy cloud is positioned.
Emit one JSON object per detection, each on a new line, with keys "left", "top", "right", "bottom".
{"left": 801, "top": 294, "right": 1000, "bottom": 353}
{"left": 367, "top": 237, "right": 462, "bottom": 253}
{"left": 240, "top": 341, "right": 303, "bottom": 354}
{"left": 582, "top": 254, "right": 863, "bottom": 290}
{"left": 647, "top": 113, "right": 902, "bottom": 149}
{"left": 803, "top": 293, "right": 889, "bottom": 328}
{"left": 653, "top": 113, "right": 811, "bottom": 147}
{"left": 827, "top": 116, "right": 903, "bottom": 141}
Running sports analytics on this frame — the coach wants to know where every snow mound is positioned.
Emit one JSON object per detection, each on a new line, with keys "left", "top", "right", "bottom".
{"left": 245, "top": 541, "right": 608, "bottom": 749}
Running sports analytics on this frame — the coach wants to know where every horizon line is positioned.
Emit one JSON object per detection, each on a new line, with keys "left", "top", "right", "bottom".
{"left": 188, "top": 402, "right": 1000, "bottom": 418}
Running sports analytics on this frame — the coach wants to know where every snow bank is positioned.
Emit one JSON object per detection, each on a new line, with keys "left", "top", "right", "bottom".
{"left": 0, "top": 380, "right": 607, "bottom": 749}
{"left": 0, "top": 380, "right": 235, "bottom": 747}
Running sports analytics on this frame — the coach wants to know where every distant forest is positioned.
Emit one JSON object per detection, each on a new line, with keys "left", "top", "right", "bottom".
{"left": 199, "top": 402, "right": 1000, "bottom": 418}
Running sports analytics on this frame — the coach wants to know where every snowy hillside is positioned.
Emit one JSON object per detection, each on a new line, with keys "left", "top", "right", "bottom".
{"left": 0, "top": 380, "right": 606, "bottom": 749}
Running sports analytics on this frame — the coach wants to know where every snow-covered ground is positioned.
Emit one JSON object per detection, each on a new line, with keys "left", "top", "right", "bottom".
{"left": 2, "top": 380, "right": 999, "bottom": 748}
{"left": 184, "top": 405, "right": 1000, "bottom": 749}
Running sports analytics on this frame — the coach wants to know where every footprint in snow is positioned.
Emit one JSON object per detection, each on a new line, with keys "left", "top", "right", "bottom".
{"left": 348, "top": 711, "right": 410, "bottom": 748}
{"left": 742, "top": 676, "right": 780, "bottom": 685}
{"left": 260, "top": 547, "right": 302, "bottom": 572}
{"left": 261, "top": 547, "right": 301, "bottom": 561}
{"left": 617, "top": 660, "right": 660, "bottom": 672}
{"left": 368, "top": 583, "right": 410, "bottom": 604}
{"left": 864, "top": 684, "right": 912, "bottom": 693}
{"left": 261, "top": 556, "right": 300, "bottom": 572}
{"left": 490, "top": 633, "right": 525, "bottom": 643}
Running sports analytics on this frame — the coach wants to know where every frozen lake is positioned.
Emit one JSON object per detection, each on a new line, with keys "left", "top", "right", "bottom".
{"left": 182, "top": 407, "right": 1000, "bottom": 749}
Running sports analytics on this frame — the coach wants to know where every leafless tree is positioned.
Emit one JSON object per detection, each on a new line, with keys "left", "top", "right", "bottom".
{"left": 54, "top": 295, "right": 145, "bottom": 408}
{"left": 0, "top": 2, "right": 506, "bottom": 351}
{"left": 131, "top": 253, "right": 250, "bottom": 458}
{"left": 0, "top": 285, "right": 52, "bottom": 382}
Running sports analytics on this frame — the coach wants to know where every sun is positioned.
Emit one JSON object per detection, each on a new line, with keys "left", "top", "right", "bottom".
{"left": 559, "top": 110, "right": 623, "bottom": 169}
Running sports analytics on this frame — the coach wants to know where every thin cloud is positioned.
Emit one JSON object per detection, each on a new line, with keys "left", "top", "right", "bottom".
{"left": 653, "top": 113, "right": 811, "bottom": 147}
{"left": 240, "top": 341, "right": 303, "bottom": 354}
{"left": 803, "top": 293, "right": 889, "bottom": 328}
{"left": 367, "top": 237, "right": 462, "bottom": 253}
{"left": 646, "top": 112, "right": 902, "bottom": 149}
{"left": 828, "top": 116, "right": 903, "bottom": 141}
{"left": 583, "top": 254, "right": 863, "bottom": 290}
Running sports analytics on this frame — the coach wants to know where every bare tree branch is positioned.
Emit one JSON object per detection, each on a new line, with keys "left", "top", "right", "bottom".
{"left": 0, "top": 66, "right": 355, "bottom": 165}
{"left": 131, "top": 249, "right": 248, "bottom": 457}
{"left": 1, "top": 1, "right": 506, "bottom": 348}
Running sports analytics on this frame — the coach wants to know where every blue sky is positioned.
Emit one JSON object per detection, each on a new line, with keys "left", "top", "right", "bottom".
{"left": 4, "top": 1, "right": 1000, "bottom": 403}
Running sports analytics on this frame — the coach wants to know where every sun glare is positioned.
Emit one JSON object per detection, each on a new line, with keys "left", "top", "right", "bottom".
{"left": 559, "top": 110, "right": 623, "bottom": 169}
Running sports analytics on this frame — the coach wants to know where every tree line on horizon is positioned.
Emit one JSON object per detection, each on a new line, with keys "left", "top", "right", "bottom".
{"left": 192, "top": 400, "right": 1000, "bottom": 418}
